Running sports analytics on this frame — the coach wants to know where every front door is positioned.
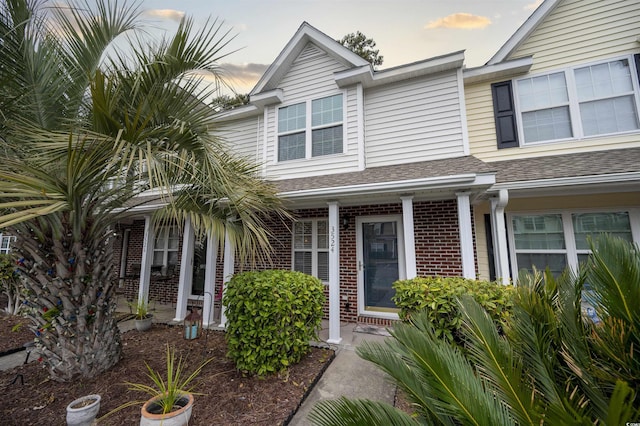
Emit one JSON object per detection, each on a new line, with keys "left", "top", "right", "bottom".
{"left": 357, "top": 216, "right": 405, "bottom": 316}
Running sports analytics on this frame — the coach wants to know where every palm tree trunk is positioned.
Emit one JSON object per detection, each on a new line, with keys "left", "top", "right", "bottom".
{"left": 15, "top": 224, "right": 121, "bottom": 381}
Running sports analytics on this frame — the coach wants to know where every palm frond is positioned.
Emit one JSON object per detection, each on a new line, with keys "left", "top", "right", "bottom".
{"left": 359, "top": 313, "right": 513, "bottom": 426}
{"left": 309, "top": 397, "right": 419, "bottom": 426}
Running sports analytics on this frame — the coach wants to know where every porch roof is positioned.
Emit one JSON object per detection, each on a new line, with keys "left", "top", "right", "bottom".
{"left": 489, "top": 147, "right": 640, "bottom": 195}
{"left": 273, "top": 155, "right": 495, "bottom": 193}
{"left": 273, "top": 155, "right": 496, "bottom": 207}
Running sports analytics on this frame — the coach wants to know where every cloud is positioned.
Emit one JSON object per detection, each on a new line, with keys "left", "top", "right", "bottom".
{"left": 525, "top": 0, "right": 544, "bottom": 11}
{"left": 425, "top": 13, "right": 491, "bottom": 30}
{"left": 142, "top": 9, "right": 185, "bottom": 22}
{"left": 221, "top": 62, "right": 269, "bottom": 84}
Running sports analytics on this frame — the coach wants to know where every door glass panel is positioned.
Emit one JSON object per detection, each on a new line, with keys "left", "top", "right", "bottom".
{"left": 362, "top": 221, "right": 399, "bottom": 310}
{"left": 191, "top": 238, "right": 207, "bottom": 296}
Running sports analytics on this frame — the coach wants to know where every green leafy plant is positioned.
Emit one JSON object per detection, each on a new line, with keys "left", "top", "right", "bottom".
{"left": 310, "top": 235, "right": 640, "bottom": 425}
{"left": 0, "top": 253, "right": 22, "bottom": 314}
{"left": 101, "top": 344, "right": 213, "bottom": 420}
{"left": 130, "top": 299, "right": 150, "bottom": 320}
{"left": 223, "top": 270, "right": 325, "bottom": 375}
{"left": 392, "top": 276, "right": 513, "bottom": 342}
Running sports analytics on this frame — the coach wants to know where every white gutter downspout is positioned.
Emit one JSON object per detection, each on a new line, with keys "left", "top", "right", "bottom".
{"left": 490, "top": 189, "right": 510, "bottom": 285}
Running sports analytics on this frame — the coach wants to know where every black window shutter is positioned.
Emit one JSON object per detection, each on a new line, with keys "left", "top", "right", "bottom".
{"left": 491, "top": 81, "right": 519, "bottom": 149}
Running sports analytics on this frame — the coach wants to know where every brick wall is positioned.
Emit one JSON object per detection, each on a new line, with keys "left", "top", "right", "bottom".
{"left": 113, "top": 219, "right": 183, "bottom": 305}
{"left": 115, "top": 198, "right": 468, "bottom": 325}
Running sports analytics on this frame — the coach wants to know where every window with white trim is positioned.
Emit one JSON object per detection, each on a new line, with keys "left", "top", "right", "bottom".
{"left": 515, "top": 56, "right": 640, "bottom": 144}
{"left": 293, "top": 219, "right": 329, "bottom": 281}
{"left": 0, "top": 235, "right": 15, "bottom": 254}
{"left": 278, "top": 94, "right": 343, "bottom": 161}
{"left": 510, "top": 211, "right": 635, "bottom": 276}
{"left": 153, "top": 226, "right": 179, "bottom": 266}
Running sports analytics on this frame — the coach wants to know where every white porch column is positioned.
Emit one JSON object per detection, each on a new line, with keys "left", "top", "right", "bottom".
{"left": 490, "top": 189, "right": 511, "bottom": 284}
{"left": 219, "top": 225, "right": 235, "bottom": 328}
{"left": 137, "top": 215, "right": 155, "bottom": 304}
{"left": 202, "top": 231, "right": 219, "bottom": 327}
{"left": 456, "top": 191, "right": 476, "bottom": 279}
{"left": 327, "top": 201, "right": 342, "bottom": 344}
{"left": 400, "top": 195, "right": 417, "bottom": 279}
{"left": 174, "top": 217, "right": 195, "bottom": 322}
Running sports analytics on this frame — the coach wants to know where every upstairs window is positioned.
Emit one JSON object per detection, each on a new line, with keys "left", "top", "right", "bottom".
{"left": 575, "top": 60, "right": 639, "bottom": 136}
{"left": 501, "top": 56, "right": 640, "bottom": 146}
{"left": 278, "top": 94, "right": 343, "bottom": 161}
{"left": 517, "top": 72, "right": 573, "bottom": 143}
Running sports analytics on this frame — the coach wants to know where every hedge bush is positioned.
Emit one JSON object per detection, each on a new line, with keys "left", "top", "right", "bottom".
{"left": 392, "top": 276, "right": 513, "bottom": 343}
{"left": 222, "top": 270, "right": 325, "bottom": 375}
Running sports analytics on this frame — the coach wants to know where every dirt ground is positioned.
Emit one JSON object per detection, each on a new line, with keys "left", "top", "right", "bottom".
{"left": 0, "top": 313, "right": 334, "bottom": 425}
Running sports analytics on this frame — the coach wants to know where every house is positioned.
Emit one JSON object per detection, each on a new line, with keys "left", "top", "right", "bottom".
{"left": 114, "top": 22, "right": 493, "bottom": 344}
{"left": 463, "top": 0, "right": 640, "bottom": 284}
{"left": 115, "top": 0, "right": 640, "bottom": 344}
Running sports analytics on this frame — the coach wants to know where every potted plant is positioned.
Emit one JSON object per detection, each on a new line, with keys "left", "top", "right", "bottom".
{"left": 66, "top": 394, "right": 101, "bottom": 426}
{"left": 131, "top": 299, "right": 153, "bottom": 332}
{"left": 100, "top": 344, "right": 212, "bottom": 425}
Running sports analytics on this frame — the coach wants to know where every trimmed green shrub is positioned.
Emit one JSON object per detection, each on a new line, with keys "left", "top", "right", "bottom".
{"left": 223, "top": 270, "right": 325, "bottom": 375}
{"left": 392, "top": 276, "right": 513, "bottom": 342}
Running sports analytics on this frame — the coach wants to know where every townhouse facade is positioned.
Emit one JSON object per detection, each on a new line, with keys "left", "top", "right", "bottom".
{"left": 114, "top": 0, "right": 640, "bottom": 343}
{"left": 464, "top": 0, "right": 640, "bottom": 283}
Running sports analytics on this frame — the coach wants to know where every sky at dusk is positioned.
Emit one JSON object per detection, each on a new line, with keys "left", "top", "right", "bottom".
{"left": 133, "top": 0, "right": 545, "bottom": 95}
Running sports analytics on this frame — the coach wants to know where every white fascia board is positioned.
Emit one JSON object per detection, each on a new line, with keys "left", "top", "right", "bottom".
{"left": 490, "top": 172, "right": 640, "bottom": 192}
{"left": 463, "top": 56, "right": 533, "bottom": 84}
{"left": 487, "top": 0, "right": 562, "bottom": 65}
{"left": 213, "top": 104, "right": 260, "bottom": 122}
{"left": 335, "top": 51, "right": 465, "bottom": 89}
{"left": 251, "top": 22, "right": 368, "bottom": 95}
{"left": 250, "top": 89, "right": 284, "bottom": 108}
{"left": 279, "top": 173, "right": 495, "bottom": 201}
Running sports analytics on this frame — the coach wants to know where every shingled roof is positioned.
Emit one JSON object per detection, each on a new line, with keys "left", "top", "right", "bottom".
{"left": 491, "top": 147, "right": 640, "bottom": 184}
{"left": 272, "top": 155, "right": 495, "bottom": 193}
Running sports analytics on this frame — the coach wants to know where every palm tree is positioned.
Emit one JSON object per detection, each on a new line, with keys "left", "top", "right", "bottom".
{"left": 310, "top": 235, "right": 640, "bottom": 425}
{"left": 0, "top": 0, "right": 287, "bottom": 381}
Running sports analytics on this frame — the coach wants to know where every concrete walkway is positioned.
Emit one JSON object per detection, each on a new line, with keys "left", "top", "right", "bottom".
{"left": 289, "top": 323, "right": 396, "bottom": 425}
{"left": 1, "top": 302, "right": 399, "bottom": 426}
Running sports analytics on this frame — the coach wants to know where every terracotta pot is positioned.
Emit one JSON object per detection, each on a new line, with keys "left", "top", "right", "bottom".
{"left": 66, "top": 394, "right": 101, "bottom": 426}
{"left": 135, "top": 314, "right": 153, "bottom": 332}
{"left": 140, "top": 393, "right": 194, "bottom": 426}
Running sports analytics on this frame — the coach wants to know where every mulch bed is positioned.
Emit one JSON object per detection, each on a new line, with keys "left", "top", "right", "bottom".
{"left": 0, "top": 312, "right": 334, "bottom": 425}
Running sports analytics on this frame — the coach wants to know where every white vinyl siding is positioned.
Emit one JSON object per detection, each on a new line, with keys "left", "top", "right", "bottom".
{"left": 365, "top": 71, "right": 466, "bottom": 167}
{"left": 264, "top": 43, "right": 360, "bottom": 179}
{"left": 216, "top": 116, "right": 262, "bottom": 164}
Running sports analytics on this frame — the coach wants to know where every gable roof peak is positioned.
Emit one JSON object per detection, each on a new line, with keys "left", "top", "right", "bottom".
{"left": 487, "top": 0, "right": 563, "bottom": 65}
{"left": 250, "top": 21, "right": 370, "bottom": 95}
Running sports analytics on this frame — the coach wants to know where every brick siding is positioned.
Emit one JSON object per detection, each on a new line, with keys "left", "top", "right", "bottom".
{"left": 115, "top": 199, "right": 468, "bottom": 325}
